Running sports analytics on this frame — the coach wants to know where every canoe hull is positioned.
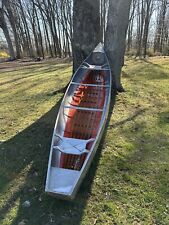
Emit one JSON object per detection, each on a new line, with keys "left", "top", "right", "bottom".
{"left": 45, "top": 43, "right": 111, "bottom": 199}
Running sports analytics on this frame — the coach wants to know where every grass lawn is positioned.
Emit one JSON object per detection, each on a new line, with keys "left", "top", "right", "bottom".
{"left": 0, "top": 57, "right": 169, "bottom": 225}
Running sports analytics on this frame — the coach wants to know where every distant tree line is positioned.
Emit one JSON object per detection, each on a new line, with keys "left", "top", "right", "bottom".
{"left": 0, "top": 0, "right": 168, "bottom": 60}
{"left": 0, "top": 0, "right": 73, "bottom": 59}
{"left": 127, "top": 0, "right": 169, "bottom": 57}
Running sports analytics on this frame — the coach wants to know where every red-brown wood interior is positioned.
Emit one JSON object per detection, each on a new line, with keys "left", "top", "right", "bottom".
{"left": 60, "top": 70, "right": 106, "bottom": 170}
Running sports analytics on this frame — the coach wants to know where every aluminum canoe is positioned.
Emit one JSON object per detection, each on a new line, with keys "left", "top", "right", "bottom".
{"left": 45, "top": 43, "right": 112, "bottom": 199}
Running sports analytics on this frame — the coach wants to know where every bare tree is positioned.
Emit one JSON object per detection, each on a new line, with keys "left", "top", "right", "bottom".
{"left": 142, "top": 0, "right": 154, "bottom": 58}
{"left": 0, "top": 4, "right": 15, "bottom": 59}
{"left": 127, "top": 0, "right": 137, "bottom": 52}
{"left": 4, "top": 0, "right": 21, "bottom": 58}
{"left": 154, "top": 0, "right": 169, "bottom": 54}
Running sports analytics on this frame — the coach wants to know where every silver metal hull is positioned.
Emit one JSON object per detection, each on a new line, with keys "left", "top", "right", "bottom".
{"left": 45, "top": 43, "right": 112, "bottom": 199}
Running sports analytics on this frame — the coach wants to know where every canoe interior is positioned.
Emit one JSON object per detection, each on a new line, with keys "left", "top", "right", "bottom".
{"left": 61, "top": 70, "right": 105, "bottom": 170}
{"left": 51, "top": 69, "right": 110, "bottom": 171}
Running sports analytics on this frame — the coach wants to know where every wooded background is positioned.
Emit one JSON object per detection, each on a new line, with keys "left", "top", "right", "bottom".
{"left": 0, "top": 0, "right": 169, "bottom": 60}
{"left": 0, "top": 0, "right": 169, "bottom": 91}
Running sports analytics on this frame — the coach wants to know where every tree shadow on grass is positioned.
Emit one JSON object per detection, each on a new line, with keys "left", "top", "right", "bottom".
{"left": 0, "top": 61, "right": 71, "bottom": 76}
{"left": 109, "top": 108, "right": 147, "bottom": 129}
{"left": 0, "top": 98, "right": 63, "bottom": 224}
{"left": 0, "top": 91, "right": 116, "bottom": 225}
{"left": 131, "top": 58, "right": 169, "bottom": 80}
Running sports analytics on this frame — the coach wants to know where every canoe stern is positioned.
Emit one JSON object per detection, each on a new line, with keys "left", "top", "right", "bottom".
{"left": 45, "top": 167, "right": 80, "bottom": 200}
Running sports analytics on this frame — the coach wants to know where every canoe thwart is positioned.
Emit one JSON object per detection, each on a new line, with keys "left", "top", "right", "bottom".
{"left": 71, "top": 82, "right": 110, "bottom": 88}
{"left": 81, "top": 62, "right": 110, "bottom": 70}
{"left": 63, "top": 105, "right": 104, "bottom": 112}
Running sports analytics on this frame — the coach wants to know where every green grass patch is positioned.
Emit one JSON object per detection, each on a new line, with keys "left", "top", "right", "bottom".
{"left": 0, "top": 51, "right": 9, "bottom": 58}
{"left": 0, "top": 57, "right": 169, "bottom": 225}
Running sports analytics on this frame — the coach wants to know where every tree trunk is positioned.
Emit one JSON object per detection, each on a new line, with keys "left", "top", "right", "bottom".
{"left": 100, "top": 0, "right": 108, "bottom": 42}
{"left": 143, "top": 0, "right": 153, "bottom": 58}
{"left": 33, "top": 0, "right": 45, "bottom": 59}
{"left": 127, "top": 0, "right": 136, "bottom": 52}
{"left": 73, "top": 0, "right": 101, "bottom": 72}
{"left": 105, "top": 0, "right": 132, "bottom": 92}
{"left": 136, "top": 0, "right": 144, "bottom": 57}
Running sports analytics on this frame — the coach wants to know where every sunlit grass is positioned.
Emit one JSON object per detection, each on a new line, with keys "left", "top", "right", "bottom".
{"left": 0, "top": 61, "right": 71, "bottom": 141}
{"left": 0, "top": 51, "right": 9, "bottom": 58}
{"left": 0, "top": 57, "right": 169, "bottom": 225}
